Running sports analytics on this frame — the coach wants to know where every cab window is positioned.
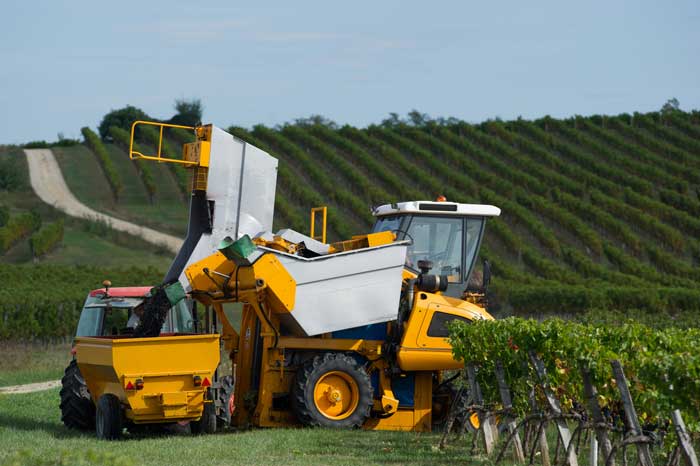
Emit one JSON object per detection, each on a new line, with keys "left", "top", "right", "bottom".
{"left": 371, "top": 215, "right": 402, "bottom": 234}
{"left": 405, "top": 216, "right": 463, "bottom": 282}
{"left": 427, "top": 311, "right": 472, "bottom": 338}
{"left": 103, "top": 308, "right": 129, "bottom": 335}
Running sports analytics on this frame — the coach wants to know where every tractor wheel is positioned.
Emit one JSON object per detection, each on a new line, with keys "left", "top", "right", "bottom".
{"left": 292, "top": 353, "right": 373, "bottom": 428}
{"left": 191, "top": 397, "right": 217, "bottom": 434}
{"left": 59, "top": 359, "right": 95, "bottom": 430}
{"left": 96, "top": 393, "right": 122, "bottom": 440}
{"left": 216, "top": 375, "right": 235, "bottom": 428}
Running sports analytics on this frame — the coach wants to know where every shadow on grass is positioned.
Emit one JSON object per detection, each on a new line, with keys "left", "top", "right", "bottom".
{"left": 0, "top": 412, "right": 196, "bottom": 442}
{"left": 0, "top": 412, "right": 91, "bottom": 439}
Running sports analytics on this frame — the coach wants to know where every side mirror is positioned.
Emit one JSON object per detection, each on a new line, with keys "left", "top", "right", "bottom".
{"left": 482, "top": 259, "right": 491, "bottom": 291}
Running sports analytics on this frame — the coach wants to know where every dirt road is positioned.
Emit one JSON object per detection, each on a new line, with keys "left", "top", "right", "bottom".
{"left": 0, "top": 380, "right": 60, "bottom": 394}
{"left": 24, "top": 148, "right": 182, "bottom": 253}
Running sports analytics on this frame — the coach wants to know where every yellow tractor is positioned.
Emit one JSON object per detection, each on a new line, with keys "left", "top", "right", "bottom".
{"left": 72, "top": 121, "right": 501, "bottom": 438}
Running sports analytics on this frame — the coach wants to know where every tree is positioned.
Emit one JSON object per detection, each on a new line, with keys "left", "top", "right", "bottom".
{"left": 380, "top": 112, "right": 403, "bottom": 128}
{"left": 0, "top": 156, "right": 25, "bottom": 191}
{"left": 98, "top": 105, "right": 150, "bottom": 140}
{"left": 407, "top": 109, "right": 431, "bottom": 126}
{"left": 170, "top": 98, "right": 203, "bottom": 127}
{"left": 293, "top": 114, "right": 337, "bottom": 128}
{"left": 661, "top": 97, "right": 680, "bottom": 114}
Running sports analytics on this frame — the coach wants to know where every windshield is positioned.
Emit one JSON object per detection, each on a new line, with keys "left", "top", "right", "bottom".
{"left": 405, "top": 216, "right": 464, "bottom": 282}
{"left": 399, "top": 215, "right": 485, "bottom": 284}
{"left": 76, "top": 295, "right": 194, "bottom": 337}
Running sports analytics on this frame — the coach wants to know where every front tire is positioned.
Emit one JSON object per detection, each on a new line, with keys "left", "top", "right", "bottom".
{"left": 96, "top": 393, "right": 122, "bottom": 440}
{"left": 292, "top": 353, "right": 373, "bottom": 428}
{"left": 59, "top": 359, "right": 95, "bottom": 430}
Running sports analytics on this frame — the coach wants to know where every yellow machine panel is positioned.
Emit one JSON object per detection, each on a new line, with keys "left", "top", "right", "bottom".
{"left": 75, "top": 334, "right": 220, "bottom": 424}
{"left": 397, "top": 292, "right": 493, "bottom": 372}
{"left": 183, "top": 141, "right": 211, "bottom": 167}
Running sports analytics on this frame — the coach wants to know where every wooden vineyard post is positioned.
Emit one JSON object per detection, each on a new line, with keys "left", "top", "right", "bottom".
{"left": 527, "top": 387, "right": 551, "bottom": 466}
{"left": 610, "top": 360, "right": 654, "bottom": 466}
{"left": 529, "top": 351, "right": 579, "bottom": 466}
{"left": 671, "top": 410, "right": 699, "bottom": 466}
{"left": 581, "top": 366, "right": 614, "bottom": 466}
{"left": 539, "top": 422, "right": 552, "bottom": 466}
{"left": 438, "top": 386, "right": 465, "bottom": 450}
{"left": 467, "top": 363, "right": 496, "bottom": 455}
{"left": 590, "top": 435, "right": 598, "bottom": 466}
{"left": 495, "top": 360, "right": 525, "bottom": 463}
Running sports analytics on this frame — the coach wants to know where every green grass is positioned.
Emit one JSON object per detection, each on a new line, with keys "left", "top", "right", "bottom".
{"left": 0, "top": 342, "right": 71, "bottom": 387}
{"left": 0, "top": 147, "right": 176, "bottom": 267}
{"left": 104, "top": 144, "right": 150, "bottom": 204}
{"left": 39, "top": 225, "right": 171, "bottom": 269}
{"left": 52, "top": 146, "right": 115, "bottom": 209}
{"left": 54, "top": 144, "right": 188, "bottom": 236}
{"left": 0, "top": 187, "right": 172, "bottom": 268}
{"left": 0, "top": 389, "right": 483, "bottom": 466}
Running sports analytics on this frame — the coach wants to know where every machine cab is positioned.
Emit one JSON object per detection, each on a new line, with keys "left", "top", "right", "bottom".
{"left": 371, "top": 200, "right": 501, "bottom": 298}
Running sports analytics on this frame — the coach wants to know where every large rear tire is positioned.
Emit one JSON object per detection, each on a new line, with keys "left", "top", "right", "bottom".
{"left": 96, "top": 393, "right": 122, "bottom": 440}
{"left": 292, "top": 353, "right": 372, "bottom": 428}
{"left": 59, "top": 359, "right": 95, "bottom": 430}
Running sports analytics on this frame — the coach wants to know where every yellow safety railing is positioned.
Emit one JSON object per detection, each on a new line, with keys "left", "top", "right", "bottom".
{"left": 129, "top": 120, "right": 200, "bottom": 166}
{"left": 310, "top": 206, "right": 327, "bottom": 244}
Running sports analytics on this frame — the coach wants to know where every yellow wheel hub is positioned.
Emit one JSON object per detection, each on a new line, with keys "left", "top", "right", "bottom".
{"left": 313, "top": 371, "right": 359, "bottom": 420}
{"left": 469, "top": 411, "right": 480, "bottom": 430}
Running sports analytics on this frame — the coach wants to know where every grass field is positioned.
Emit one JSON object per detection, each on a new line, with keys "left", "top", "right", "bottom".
{"left": 0, "top": 147, "right": 174, "bottom": 268}
{"left": 52, "top": 144, "right": 188, "bottom": 236}
{"left": 0, "top": 342, "right": 71, "bottom": 387}
{"left": 0, "top": 388, "right": 482, "bottom": 466}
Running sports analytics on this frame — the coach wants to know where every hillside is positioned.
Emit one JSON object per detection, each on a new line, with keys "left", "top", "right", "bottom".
{"left": 2, "top": 109, "right": 700, "bottom": 318}
{"left": 0, "top": 145, "right": 173, "bottom": 270}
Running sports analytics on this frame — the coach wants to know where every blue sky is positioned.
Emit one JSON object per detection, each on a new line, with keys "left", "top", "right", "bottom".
{"left": 1, "top": 1, "right": 698, "bottom": 143}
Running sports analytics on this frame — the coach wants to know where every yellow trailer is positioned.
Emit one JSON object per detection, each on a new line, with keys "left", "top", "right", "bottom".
{"left": 74, "top": 333, "right": 220, "bottom": 439}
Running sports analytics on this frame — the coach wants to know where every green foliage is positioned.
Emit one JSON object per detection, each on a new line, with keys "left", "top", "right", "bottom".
{"left": 23, "top": 138, "right": 81, "bottom": 149}
{"left": 109, "top": 126, "right": 157, "bottom": 201}
{"left": 0, "top": 211, "right": 41, "bottom": 253}
{"left": 0, "top": 155, "right": 26, "bottom": 191}
{"left": 0, "top": 205, "right": 8, "bottom": 227}
{"left": 614, "top": 115, "right": 700, "bottom": 171}
{"left": 138, "top": 125, "right": 189, "bottom": 196}
{"left": 22, "top": 141, "right": 50, "bottom": 148}
{"left": 169, "top": 98, "right": 203, "bottom": 127}
{"left": 282, "top": 125, "right": 390, "bottom": 204}
{"left": 0, "top": 264, "right": 163, "bottom": 339}
{"left": 661, "top": 97, "right": 680, "bottom": 114}
{"left": 496, "top": 281, "right": 700, "bottom": 315}
{"left": 81, "top": 126, "right": 123, "bottom": 199}
{"left": 449, "top": 318, "right": 700, "bottom": 428}
{"left": 98, "top": 105, "right": 150, "bottom": 140}
{"left": 29, "top": 219, "right": 64, "bottom": 257}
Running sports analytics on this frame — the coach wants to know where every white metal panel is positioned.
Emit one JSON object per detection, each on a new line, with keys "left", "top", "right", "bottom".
{"left": 178, "top": 126, "right": 277, "bottom": 290}
{"left": 238, "top": 143, "right": 278, "bottom": 237}
{"left": 266, "top": 242, "right": 408, "bottom": 336}
{"left": 373, "top": 201, "right": 501, "bottom": 217}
